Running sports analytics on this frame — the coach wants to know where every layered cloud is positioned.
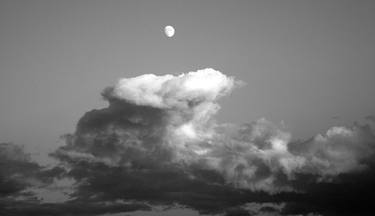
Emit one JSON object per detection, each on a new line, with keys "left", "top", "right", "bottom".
{"left": 0, "top": 142, "right": 41, "bottom": 197}
{"left": 2, "top": 68, "right": 375, "bottom": 215}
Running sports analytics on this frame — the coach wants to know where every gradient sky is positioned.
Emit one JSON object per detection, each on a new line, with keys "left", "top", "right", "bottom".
{"left": 1, "top": 0, "right": 375, "bottom": 164}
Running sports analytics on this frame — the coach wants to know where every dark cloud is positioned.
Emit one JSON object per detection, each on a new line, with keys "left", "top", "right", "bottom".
{"left": 0, "top": 199, "right": 150, "bottom": 216}
{"left": 224, "top": 203, "right": 286, "bottom": 216}
{"left": 280, "top": 167, "right": 375, "bottom": 216}
{"left": 0, "top": 142, "right": 44, "bottom": 197}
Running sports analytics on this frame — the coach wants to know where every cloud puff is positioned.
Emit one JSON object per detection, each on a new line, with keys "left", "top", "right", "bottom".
{"left": 195, "top": 119, "right": 306, "bottom": 193}
{"left": 103, "top": 68, "right": 235, "bottom": 109}
{"left": 289, "top": 124, "right": 375, "bottom": 178}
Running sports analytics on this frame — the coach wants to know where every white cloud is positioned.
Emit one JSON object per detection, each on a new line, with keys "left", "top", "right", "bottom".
{"left": 108, "top": 68, "right": 235, "bottom": 109}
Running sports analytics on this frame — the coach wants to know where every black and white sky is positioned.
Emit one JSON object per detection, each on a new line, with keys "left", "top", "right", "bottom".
{"left": 1, "top": 1, "right": 375, "bottom": 216}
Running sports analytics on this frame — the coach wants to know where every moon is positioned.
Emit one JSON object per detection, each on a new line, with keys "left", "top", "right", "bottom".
{"left": 164, "top": 25, "right": 175, "bottom": 37}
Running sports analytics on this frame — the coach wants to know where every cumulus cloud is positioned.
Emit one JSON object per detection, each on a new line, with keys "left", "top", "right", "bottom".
{"left": 50, "top": 69, "right": 375, "bottom": 213}
{"left": 3, "top": 68, "right": 375, "bottom": 215}
{"left": 55, "top": 69, "right": 239, "bottom": 170}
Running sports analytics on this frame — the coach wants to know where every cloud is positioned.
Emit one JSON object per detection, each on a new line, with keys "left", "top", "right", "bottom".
{"left": 289, "top": 124, "right": 375, "bottom": 177}
{"left": 0, "top": 199, "right": 151, "bottom": 216}
{"left": 3, "top": 68, "right": 375, "bottom": 215}
{"left": 49, "top": 68, "right": 375, "bottom": 215}
{"left": 54, "top": 69, "right": 240, "bottom": 170}
{"left": 224, "top": 202, "right": 286, "bottom": 216}
{"left": 0, "top": 143, "right": 153, "bottom": 215}
{"left": 102, "top": 68, "right": 235, "bottom": 109}
{"left": 0, "top": 142, "right": 44, "bottom": 197}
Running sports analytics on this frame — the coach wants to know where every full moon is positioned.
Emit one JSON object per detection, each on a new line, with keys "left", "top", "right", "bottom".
{"left": 164, "top": 25, "right": 175, "bottom": 37}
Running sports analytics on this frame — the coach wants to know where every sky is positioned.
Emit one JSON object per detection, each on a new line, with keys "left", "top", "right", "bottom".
{"left": 1, "top": 0, "right": 375, "bottom": 159}
{"left": 1, "top": 1, "right": 375, "bottom": 216}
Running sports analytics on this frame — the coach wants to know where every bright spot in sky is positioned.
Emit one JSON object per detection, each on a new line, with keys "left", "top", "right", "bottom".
{"left": 194, "top": 148, "right": 210, "bottom": 155}
{"left": 178, "top": 123, "right": 197, "bottom": 139}
{"left": 164, "top": 25, "right": 175, "bottom": 37}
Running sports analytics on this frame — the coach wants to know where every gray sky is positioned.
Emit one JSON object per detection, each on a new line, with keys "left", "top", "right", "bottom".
{"left": 1, "top": 0, "right": 375, "bottom": 163}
